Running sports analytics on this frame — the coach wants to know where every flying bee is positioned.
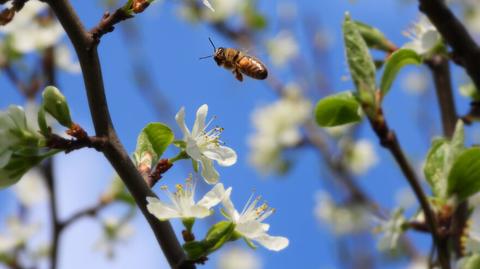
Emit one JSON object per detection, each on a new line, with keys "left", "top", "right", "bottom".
{"left": 200, "top": 38, "right": 268, "bottom": 82}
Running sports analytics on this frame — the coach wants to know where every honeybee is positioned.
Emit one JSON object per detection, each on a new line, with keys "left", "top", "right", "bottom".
{"left": 200, "top": 38, "right": 268, "bottom": 82}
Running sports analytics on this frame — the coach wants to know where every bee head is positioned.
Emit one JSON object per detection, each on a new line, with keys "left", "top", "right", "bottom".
{"left": 213, "top": 47, "right": 226, "bottom": 65}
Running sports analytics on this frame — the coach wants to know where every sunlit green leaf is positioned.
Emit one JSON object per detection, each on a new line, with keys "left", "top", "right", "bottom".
{"left": 380, "top": 49, "right": 422, "bottom": 97}
{"left": 343, "top": 13, "right": 376, "bottom": 114}
{"left": 314, "top": 91, "right": 362, "bottom": 127}
{"left": 447, "top": 148, "right": 480, "bottom": 202}
{"left": 135, "top": 123, "right": 174, "bottom": 165}
{"left": 354, "top": 20, "right": 396, "bottom": 52}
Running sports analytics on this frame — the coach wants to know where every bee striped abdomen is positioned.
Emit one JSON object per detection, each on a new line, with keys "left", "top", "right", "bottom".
{"left": 237, "top": 56, "right": 268, "bottom": 80}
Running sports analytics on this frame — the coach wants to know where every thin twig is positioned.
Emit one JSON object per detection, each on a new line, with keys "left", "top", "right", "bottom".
{"left": 45, "top": 0, "right": 193, "bottom": 268}
{"left": 367, "top": 105, "right": 449, "bottom": 269}
{"left": 59, "top": 202, "right": 108, "bottom": 230}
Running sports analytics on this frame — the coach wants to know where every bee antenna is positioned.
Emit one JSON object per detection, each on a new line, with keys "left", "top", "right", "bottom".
{"left": 208, "top": 37, "right": 216, "bottom": 51}
{"left": 199, "top": 55, "right": 213, "bottom": 60}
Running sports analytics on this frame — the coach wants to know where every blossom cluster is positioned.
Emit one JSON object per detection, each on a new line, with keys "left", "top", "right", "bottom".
{"left": 144, "top": 104, "right": 289, "bottom": 260}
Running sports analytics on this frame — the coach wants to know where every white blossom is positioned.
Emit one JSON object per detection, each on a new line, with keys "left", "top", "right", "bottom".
{"left": 147, "top": 180, "right": 229, "bottom": 221}
{"left": 54, "top": 44, "right": 81, "bottom": 73}
{"left": 402, "top": 71, "right": 428, "bottom": 95}
{"left": 313, "top": 191, "right": 370, "bottom": 235}
{"left": 220, "top": 190, "right": 289, "bottom": 251}
{"left": 175, "top": 104, "right": 237, "bottom": 184}
{"left": 0, "top": 1, "right": 64, "bottom": 53}
{"left": 403, "top": 15, "right": 441, "bottom": 55}
{"left": 406, "top": 258, "right": 430, "bottom": 269}
{"left": 248, "top": 86, "right": 311, "bottom": 174}
{"left": 203, "top": 0, "right": 242, "bottom": 21}
{"left": 266, "top": 31, "right": 299, "bottom": 67}
{"left": 0, "top": 216, "right": 39, "bottom": 253}
{"left": 461, "top": 205, "right": 480, "bottom": 255}
{"left": 343, "top": 139, "right": 378, "bottom": 175}
{"left": 217, "top": 247, "right": 262, "bottom": 269}
{"left": 13, "top": 168, "right": 47, "bottom": 207}
{"left": 374, "top": 209, "right": 406, "bottom": 252}
{"left": 94, "top": 217, "right": 134, "bottom": 259}
{"left": 202, "top": 0, "right": 215, "bottom": 12}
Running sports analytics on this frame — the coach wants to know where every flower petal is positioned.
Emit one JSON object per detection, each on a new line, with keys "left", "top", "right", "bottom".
{"left": 186, "top": 137, "right": 202, "bottom": 160}
{"left": 192, "top": 104, "right": 208, "bottom": 137}
{"left": 220, "top": 187, "right": 237, "bottom": 220}
{"left": 175, "top": 106, "right": 190, "bottom": 137}
{"left": 188, "top": 205, "right": 212, "bottom": 219}
{"left": 202, "top": 0, "right": 215, "bottom": 12}
{"left": 253, "top": 234, "right": 289, "bottom": 251}
{"left": 198, "top": 183, "right": 227, "bottom": 208}
{"left": 200, "top": 157, "right": 219, "bottom": 184}
{"left": 236, "top": 220, "right": 265, "bottom": 239}
{"left": 203, "top": 145, "right": 237, "bottom": 167}
{"left": 146, "top": 197, "right": 181, "bottom": 220}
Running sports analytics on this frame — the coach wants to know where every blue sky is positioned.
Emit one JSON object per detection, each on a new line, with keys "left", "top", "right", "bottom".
{"left": 1, "top": 0, "right": 477, "bottom": 268}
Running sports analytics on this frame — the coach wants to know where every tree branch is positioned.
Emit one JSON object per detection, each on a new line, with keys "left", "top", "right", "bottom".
{"left": 367, "top": 106, "right": 450, "bottom": 269}
{"left": 426, "top": 55, "right": 457, "bottom": 138}
{"left": 418, "top": 0, "right": 480, "bottom": 92}
{"left": 45, "top": 0, "right": 193, "bottom": 268}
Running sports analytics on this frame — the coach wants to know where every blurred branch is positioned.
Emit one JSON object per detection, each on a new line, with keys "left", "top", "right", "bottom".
{"left": 45, "top": 0, "right": 193, "bottom": 268}
{"left": 59, "top": 201, "right": 109, "bottom": 230}
{"left": 418, "top": 0, "right": 480, "bottom": 93}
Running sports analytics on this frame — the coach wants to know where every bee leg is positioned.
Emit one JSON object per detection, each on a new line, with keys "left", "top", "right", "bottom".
{"left": 233, "top": 69, "right": 243, "bottom": 82}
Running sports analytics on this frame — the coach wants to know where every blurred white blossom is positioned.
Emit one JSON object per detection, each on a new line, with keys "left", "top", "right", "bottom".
{"left": 403, "top": 15, "right": 441, "bottom": 55}
{"left": 0, "top": 1, "right": 64, "bottom": 53}
{"left": 249, "top": 85, "right": 311, "bottom": 174}
{"left": 176, "top": 104, "right": 237, "bottom": 184}
{"left": 54, "top": 44, "right": 81, "bottom": 73}
{"left": 266, "top": 31, "right": 299, "bottom": 67}
{"left": 221, "top": 190, "right": 289, "bottom": 251}
{"left": 461, "top": 204, "right": 480, "bottom": 255}
{"left": 402, "top": 71, "right": 428, "bottom": 95}
{"left": 342, "top": 139, "right": 378, "bottom": 175}
{"left": 203, "top": 0, "right": 243, "bottom": 21}
{"left": 147, "top": 180, "right": 229, "bottom": 221}
{"left": 374, "top": 208, "right": 406, "bottom": 252}
{"left": 314, "top": 191, "right": 370, "bottom": 235}
{"left": 406, "top": 258, "right": 430, "bottom": 269}
{"left": 0, "top": 216, "right": 39, "bottom": 253}
{"left": 94, "top": 217, "right": 134, "bottom": 259}
{"left": 217, "top": 247, "right": 262, "bottom": 269}
{"left": 13, "top": 168, "right": 47, "bottom": 207}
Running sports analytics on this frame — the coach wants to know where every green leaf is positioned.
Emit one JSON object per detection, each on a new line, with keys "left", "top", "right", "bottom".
{"left": 135, "top": 123, "right": 174, "bottom": 165}
{"left": 0, "top": 150, "right": 58, "bottom": 188}
{"left": 380, "top": 49, "right": 422, "bottom": 97}
{"left": 353, "top": 20, "right": 396, "bottom": 52}
{"left": 459, "top": 254, "right": 480, "bottom": 269}
{"left": 204, "top": 221, "right": 235, "bottom": 253}
{"left": 42, "top": 86, "right": 73, "bottom": 128}
{"left": 183, "top": 241, "right": 208, "bottom": 261}
{"left": 423, "top": 121, "right": 466, "bottom": 200}
{"left": 37, "top": 107, "right": 49, "bottom": 137}
{"left": 343, "top": 13, "right": 376, "bottom": 114}
{"left": 447, "top": 148, "right": 480, "bottom": 202}
{"left": 314, "top": 91, "right": 362, "bottom": 127}
{"left": 424, "top": 138, "right": 448, "bottom": 198}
